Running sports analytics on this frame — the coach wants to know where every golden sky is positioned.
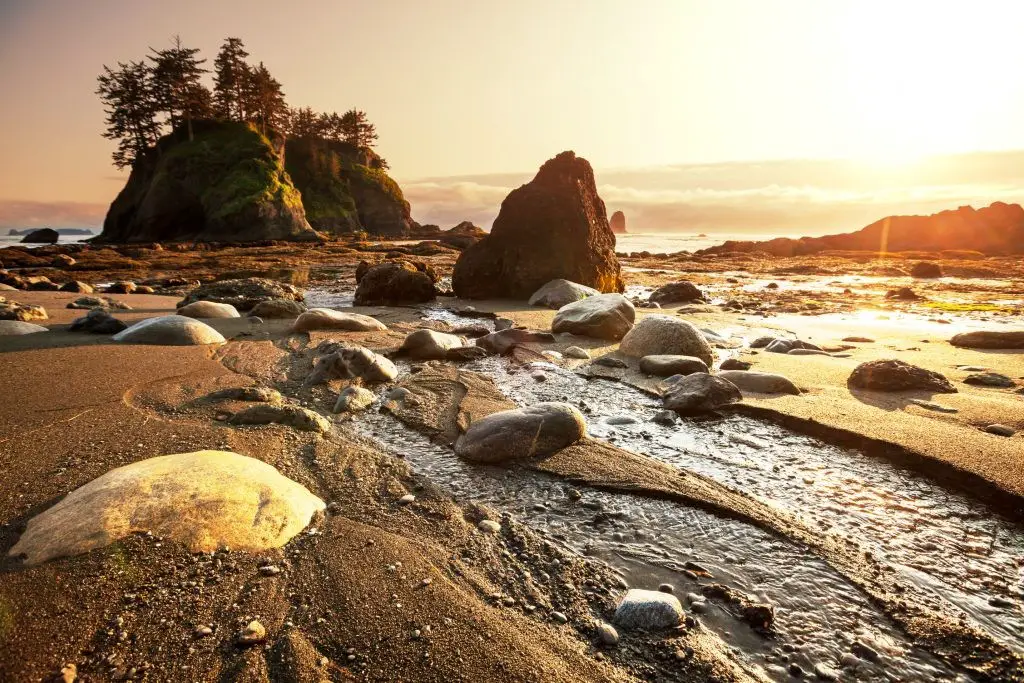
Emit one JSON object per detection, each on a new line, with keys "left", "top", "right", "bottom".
{"left": 2, "top": 0, "right": 1023, "bottom": 231}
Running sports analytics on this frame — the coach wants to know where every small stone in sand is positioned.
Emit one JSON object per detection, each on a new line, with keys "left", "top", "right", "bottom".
{"left": 478, "top": 520, "right": 501, "bottom": 534}
{"left": 964, "top": 372, "right": 1016, "bottom": 388}
{"left": 984, "top": 424, "right": 1015, "bottom": 437}
{"left": 237, "top": 620, "right": 266, "bottom": 646}
{"left": 596, "top": 622, "right": 619, "bottom": 647}
{"left": 564, "top": 346, "right": 591, "bottom": 360}
{"left": 908, "top": 399, "right": 958, "bottom": 414}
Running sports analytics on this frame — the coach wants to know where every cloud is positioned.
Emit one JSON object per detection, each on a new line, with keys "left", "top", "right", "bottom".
{"left": 0, "top": 199, "right": 107, "bottom": 229}
{"left": 401, "top": 152, "right": 1024, "bottom": 235}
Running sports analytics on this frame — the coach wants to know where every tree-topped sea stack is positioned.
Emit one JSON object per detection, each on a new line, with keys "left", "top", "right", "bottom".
{"left": 97, "top": 121, "right": 318, "bottom": 243}
{"left": 452, "top": 151, "right": 624, "bottom": 299}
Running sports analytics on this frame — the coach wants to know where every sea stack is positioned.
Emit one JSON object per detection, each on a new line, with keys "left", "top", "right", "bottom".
{"left": 610, "top": 210, "right": 627, "bottom": 234}
{"left": 452, "top": 151, "right": 624, "bottom": 299}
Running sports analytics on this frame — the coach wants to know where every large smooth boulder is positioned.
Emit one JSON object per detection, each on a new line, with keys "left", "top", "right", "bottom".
{"left": 292, "top": 308, "right": 387, "bottom": 333}
{"left": 619, "top": 315, "right": 714, "bottom": 366}
{"left": 399, "top": 329, "right": 465, "bottom": 359}
{"left": 20, "top": 228, "right": 59, "bottom": 244}
{"left": 718, "top": 370, "right": 800, "bottom": 395}
{"left": 307, "top": 345, "right": 398, "bottom": 385}
{"left": 649, "top": 281, "right": 705, "bottom": 306}
{"left": 663, "top": 373, "right": 741, "bottom": 413}
{"left": 528, "top": 279, "right": 600, "bottom": 309}
{"left": 8, "top": 451, "right": 324, "bottom": 566}
{"left": 452, "top": 151, "right": 623, "bottom": 299}
{"left": 454, "top": 403, "right": 587, "bottom": 464}
{"left": 613, "top": 589, "right": 684, "bottom": 630}
{"left": 551, "top": 294, "right": 635, "bottom": 341}
{"left": 354, "top": 261, "right": 436, "bottom": 306}
{"left": 113, "top": 315, "right": 226, "bottom": 345}
{"left": 69, "top": 309, "right": 128, "bottom": 334}
{"left": 0, "top": 299, "right": 47, "bottom": 322}
{"left": 0, "top": 320, "right": 48, "bottom": 336}
{"left": 949, "top": 330, "right": 1024, "bottom": 350}
{"left": 177, "top": 278, "right": 304, "bottom": 311}
{"left": 476, "top": 329, "right": 556, "bottom": 355}
{"left": 249, "top": 298, "right": 306, "bottom": 319}
{"left": 638, "top": 355, "right": 709, "bottom": 377}
{"left": 177, "top": 300, "right": 241, "bottom": 319}
{"left": 229, "top": 405, "right": 332, "bottom": 433}
{"left": 848, "top": 360, "right": 957, "bottom": 393}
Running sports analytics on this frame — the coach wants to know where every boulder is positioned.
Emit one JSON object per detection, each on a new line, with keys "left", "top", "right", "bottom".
{"left": 51, "top": 253, "right": 75, "bottom": 268}
{"left": 551, "top": 294, "right": 635, "bottom": 341}
{"left": 0, "top": 320, "right": 48, "bottom": 336}
{"left": 59, "top": 281, "right": 94, "bottom": 294}
{"left": 438, "top": 221, "right": 486, "bottom": 249}
{"left": 454, "top": 403, "right": 587, "bottom": 464}
{"left": 19, "top": 228, "right": 59, "bottom": 244}
{"left": 27, "top": 278, "right": 59, "bottom": 291}
{"left": 619, "top": 315, "right": 714, "bottom": 366}
{"left": 7, "top": 450, "right": 324, "bottom": 565}
{"left": 229, "top": 404, "right": 332, "bottom": 433}
{"left": 848, "top": 360, "right": 957, "bottom": 393}
{"left": 0, "top": 300, "right": 47, "bottom": 322}
{"left": 106, "top": 281, "right": 137, "bottom": 294}
{"left": 354, "top": 260, "right": 436, "bottom": 306}
{"left": 910, "top": 261, "right": 944, "bottom": 278}
{"left": 112, "top": 315, "right": 226, "bottom": 346}
{"left": 333, "top": 386, "right": 377, "bottom": 413}
{"left": 452, "top": 151, "right": 623, "bottom": 299}
{"left": 399, "top": 329, "right": 465, "bottom": 359}
{"left": 69, "top": 309, "right": 128, "bottom": 334}
{"left": 717, "top": 370, "right": 800, "bottom": 395}
{"left": 307, "top": 345, "right": 398, "bottom": 385}
{"left": 610, "top": 210, "right": 627, "bottom": 234}
{"left": 886, "top": 287, "right": 921, "bottom": 301}
{"left": 663, "top": 373, "right": 741, "bottom": 413}
{"left": 177, "top": 301, "right": 241, "bottom": 319}
{"left": 178, "top": 278, "right": 304, "bottom": 311}
{"left": 476, "top": 329, "right": 556, "bottom": 355}
{"left": 613, "top": 589, "right": 684, "bottom": 630}
{"left": 638, "top": 355, "right": 709, "bottom": 377}
{"left": 249, "top": 298, "right": 306, "bottom": 319}
{"left": 649, "top": 281, "right": 705, "bottom": 305}
{"left": 528, "top": 279, "right": 600, "bottom": 309}
{"left": 950, "top": 330, "right": 1024, "bottom": 350}
{"left": 67, "top": 296, "right": 131, "bottom": 311}
{"left": 719, "top": 358, "right": 752, "bottom": 370}
{"left": 292, "top": 308, "right": 387, "bottom": 333}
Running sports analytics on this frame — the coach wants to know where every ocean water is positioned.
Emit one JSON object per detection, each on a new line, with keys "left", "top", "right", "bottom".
{"left": 614, "top": 232, "right": 791, "bottom": 254}
{"left": 0, "top": 234, "right": 94, "bottom": 248}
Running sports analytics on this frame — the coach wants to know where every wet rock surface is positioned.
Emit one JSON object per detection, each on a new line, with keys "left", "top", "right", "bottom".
{"left": 292, "top": 308, "right": 387, "bottom": 333}
{"left": 528, "top": 278, "right": 600, "bottom": 309}
{"left": 551, "top": 293, "right": 636, "bottom": 341}
{"left": 620, "top": 315, "right": 715, "bottom": 366}
{"left": 454, "top": 402, "right": 587, "bottom": 464}
{"left": 662, "top": 373, "right": 742, "bottom": 413}
{"left": 354, "top": 260, "right": 436, "bottom": 306}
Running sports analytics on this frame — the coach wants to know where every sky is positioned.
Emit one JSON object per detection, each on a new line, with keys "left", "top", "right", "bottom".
{"left": 2, "top": 0, "right": 1024, "bottom": 233}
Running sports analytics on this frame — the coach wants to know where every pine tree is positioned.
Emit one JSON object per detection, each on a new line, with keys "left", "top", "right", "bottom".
{"left": 247, "top": 62, "right": 287, "bottom": 135}
{"left": 96, "top": 60, "right": 162, "bottom": 169}
{"left": 289, "top": 106, "right": 321, "bottom": 138}
{"left": 149, "top": 35, "right": 208, "bottom": 140}
{"left": 340, "top": 109, "right": 379, "bottom": 149}
{"left": 213, "top": 37, "right": 250, "bottom": 120}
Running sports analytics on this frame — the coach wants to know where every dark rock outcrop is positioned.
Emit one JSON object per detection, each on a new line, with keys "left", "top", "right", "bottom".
{"left": 177, "top": 278, "right": 304, "bottom": 311}
{"left": 910, "top": 261, "right": 944, "bottom": 278}
{"left": 452, "top": 151, "right": 623, "bottom": 299}
{"left": 20, "top": 228, "right": 59, "bottom": 244}
{"left": 649, "top": 281, "right": 705, "bottom": 305}
{"left": 699, "top": 202, "right": 1024, "bottom": 256}
{"left": 284, "top": 137, "right": 415, "bottom": 237}
{"left": 439, "top": 221, "right": 486, "bottom": 249}
{"left": 98, "top": 121, "right": 319, "bottom": 243}
{"left": 610, "top": 211, "right": 627, "bottom": 234}
{"left": 354, "top": 261, "right": 436, "bottom": 306}
{"left": 848, "top": 360, "right": 957, "bottom": 393}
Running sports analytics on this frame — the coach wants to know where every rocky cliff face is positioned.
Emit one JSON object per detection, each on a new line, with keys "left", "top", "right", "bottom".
{"left": 610, "top": 211, "right": 627, "bottom": 234}
{"left": 98, "top": 121, "right": 319, "bottom": 244}
{"left": 699, "top": 202, "right": 1024, "bottom": 256}
{"left": 284, "top": 138, "right": 415, "bottom": 237}
{"left": 452, "top": 151, "right": 623, "bottom": 299}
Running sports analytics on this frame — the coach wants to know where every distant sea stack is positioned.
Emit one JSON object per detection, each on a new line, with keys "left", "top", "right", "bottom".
{"left": 97, "top": 121, "right": 319, "bottom": 244}
{"left": 452, "top": 151, "right": 624, "bottom": 299}
{"left": 610, "top": 210, "right": 627, "bottom": 234}
{"left": 698, "top": 202, "right": 1024, "bottom": 256}
{"left": 8, "top": 228, "right": 93, "bottom": 237}
{"left": 284, "top": 137, "right": 416, "bottom": 237}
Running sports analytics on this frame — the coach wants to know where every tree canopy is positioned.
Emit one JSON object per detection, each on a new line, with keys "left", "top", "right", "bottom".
{"left": 97, "top": 36, "right": 384, "bottom": 168}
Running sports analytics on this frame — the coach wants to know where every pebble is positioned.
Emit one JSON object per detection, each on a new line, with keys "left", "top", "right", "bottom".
{"left": 236, "top": 620, "right": 266, "bottom": 646}
{"left": 685, "top": 592, "right": 703, "bottom": 604}
{"left": 478, "top": 519, "right": 502, "bottom": 534}
{"left": 259, "top": 565, "right": 281, "bottom": 576}
{"left": 596, "top": 621, "right": 619, "bottom": 647}
{"left": 194, "top": 625, "right": 213, "bottom": 638}
{"left": 690, "top": 601, "right": 709, "bottom": 614}
{"left": 564, "top": 346, "right": 590, "bottom": 360}
{"left": 606, "top": 415, "right": 638, "bottom": 425}
{"left": 657, "top": 583, "right": 675, "bottom": 594}
{"left": 551, "top": 611, "right": 568, "bottom": 624}
{"left": 989, "top": 596, "right": 1015, "bottom": 608}
{"left": 398, "top": 494, "right": 416, "bottom": 505}
{"left": 813, "top": 662, "right": 840, "bottom": 681}
{"left": 651, "top": 410, "right": 677, "bottom": 426}
{"left": 839, "top": 652, "right": 860, "bottom": 667}
{"left": 788, "top": 662, "right": 805, "bottom": 677}
{"left": 984, "top": 424, "right": 1015, "bottom": 437}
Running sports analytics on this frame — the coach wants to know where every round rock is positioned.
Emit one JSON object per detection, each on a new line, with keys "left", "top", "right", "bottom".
{"left": 333, "top": 386, "right": 377, "bottom": 413}
{"left": 613, "top": 589, "right": 684, "bottom": 630}
{"left": 551, "top": 293, "right": 636, "bottom": 341}
{"left": 292, "top": 308, "right": 387, "bottom": 333}
{"left": 619, "top": 315, "right": 714, "bottom": 366}
{"left": 638, "top": 355, "right": 709, "bottom": 377}
{"left": 454, "top": 403, "right": 587, "bottom": 464}
{"left": 399, "top": 329, "right": 465, "bottom": 360}
{"left": 176, "top": 300, "right": 241, "bottom": 319}
{"left": 717, "top": 370, "right": 800, "bottom": 395}
{"left": 112, "top": 315, "right": 225, "bottom": 346}
{"left": 8, "top": 451, "right": 325, "bottom": 566}
{"left": 528, "top": 279, "right": 599, "bottom": 309}
{"left": 249, "top": 298, "right": 306, "bottom": 319}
